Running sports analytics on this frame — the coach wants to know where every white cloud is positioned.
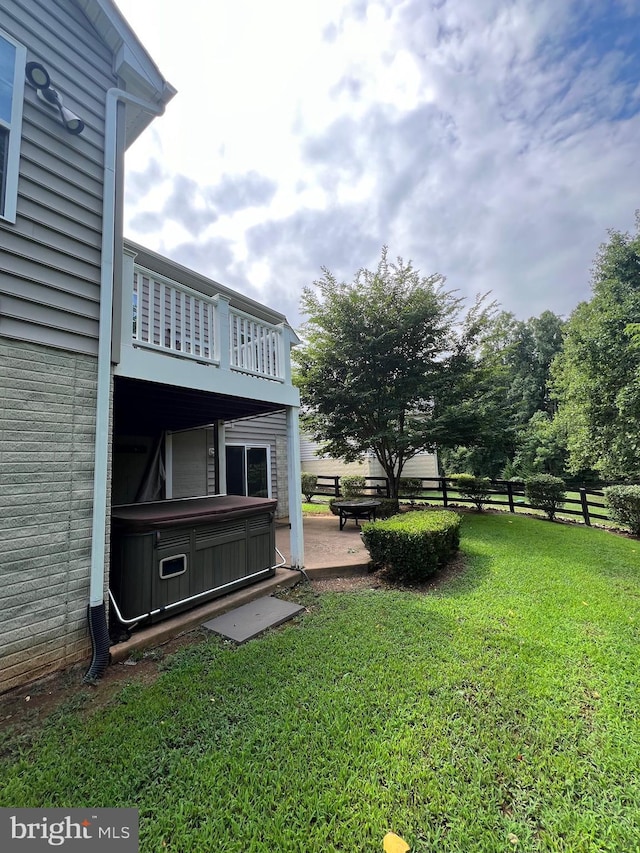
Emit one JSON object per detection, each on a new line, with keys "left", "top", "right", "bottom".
{"left": 117, "top": 0, "right": 640, "bottom": 328}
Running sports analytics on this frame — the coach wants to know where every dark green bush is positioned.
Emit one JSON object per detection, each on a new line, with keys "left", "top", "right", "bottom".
{"left": 341, "top": 475, "right": 366, "bottom": 497}
{"left": 375, "top": 498, "right": 400, "bottom": 518}
{"left": 399, "top": 477, "right": 422, "bottom": 498}
{"left": 455, "top": 474, "right": 492, "bottom": 511}
{"left": 361, "top": 510, "right": 461, "bottom": 583}
{"left": 604, "top": 485, "right": 640, "bottom": 535}
{"left": 301, "top": 472, "right": 318, "bottom": 502}
{"left": 525, "top": 474, "right": 566, "bottom": 520}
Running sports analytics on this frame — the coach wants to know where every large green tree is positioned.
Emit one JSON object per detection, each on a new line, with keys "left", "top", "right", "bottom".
{"left": 294, "top": 248, "right": 494, "bottom": 499}
{"left": 551, "top": 216, "right": 640, "bottom": 480}
{"left": 441, "top": 309, "right": 565, "bottom": 477}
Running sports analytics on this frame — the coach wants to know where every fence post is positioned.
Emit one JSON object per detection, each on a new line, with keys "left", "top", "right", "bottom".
{"left": 580, "top": 488, "right": 591, "bottom": 526}
{"left": 334, "top": 476, "right": 340, "bottom": 497}
{"left": 441, "top": 477, "right": 448, "bottom": 507}
{"left": 507, "top": 481, "right": 515, "bottom": 514}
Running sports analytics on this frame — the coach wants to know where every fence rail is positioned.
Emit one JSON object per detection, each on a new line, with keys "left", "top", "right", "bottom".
{"left": 306, "top": 475, "right": 613, "bottom": 526}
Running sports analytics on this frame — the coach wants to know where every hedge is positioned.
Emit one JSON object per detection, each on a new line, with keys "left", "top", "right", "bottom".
{"left": 301, "top": 472, "right": 318, "bottom": 502}
{"left": 604, "top": 485, "right": 640, "bottom": 535}
{"left": 399, "top": 477, "right": 423, "bottom": 497}
{"left": 455, "top": 474, "right": 492, "bottom": 511}
{"left": 341, "top": 475, "right": 366, "bottom": 497}
{"left": 525, "top": 474, "right": 566, "bottom": 521}
{"left": 361, "top": 510, "right": 461, "bottom": 583}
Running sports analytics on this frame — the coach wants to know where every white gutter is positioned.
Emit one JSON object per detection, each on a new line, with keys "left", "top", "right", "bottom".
{"left": 85, "top": 90, "right": 165, "bottom": 681}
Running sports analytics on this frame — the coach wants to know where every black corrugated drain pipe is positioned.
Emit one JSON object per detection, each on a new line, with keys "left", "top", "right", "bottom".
{"left": 83, "top": 602, "right": 111, "bottom": 684}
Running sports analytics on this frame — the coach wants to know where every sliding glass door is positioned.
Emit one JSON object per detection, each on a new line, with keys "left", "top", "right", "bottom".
{"left": 225, "top": 445, "right": 270, "bottom": 498}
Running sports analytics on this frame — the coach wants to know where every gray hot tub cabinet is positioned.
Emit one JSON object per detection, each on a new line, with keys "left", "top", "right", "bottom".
{"left": 110, "top": 495, "right": 278, "bottom": 626}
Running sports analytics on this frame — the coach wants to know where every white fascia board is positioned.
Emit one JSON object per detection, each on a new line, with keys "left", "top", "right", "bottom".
{"left": 74, "top": 0, "right": 176, "bottom": 145}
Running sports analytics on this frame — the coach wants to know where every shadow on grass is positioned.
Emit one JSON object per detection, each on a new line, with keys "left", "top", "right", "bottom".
{"left": 433, "top": 548, "right": 493, "bottom": 598}
{"left": 370, "top": 547, "right": 493, "bottom": 600}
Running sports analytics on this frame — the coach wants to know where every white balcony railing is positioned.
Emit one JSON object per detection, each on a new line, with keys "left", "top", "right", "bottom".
{"left": 229, "top": 308, "right": 281, "bottom": 379}
{"left": 133, "top": 268, "right": 216, "bottom": 362}
{"left": 130, "top": 265, "right": 284, "bottom": 382}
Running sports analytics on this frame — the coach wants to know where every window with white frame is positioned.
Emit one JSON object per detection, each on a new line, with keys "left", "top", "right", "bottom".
{"left": 0, "top": 29, "right": 26, "bottom": 223}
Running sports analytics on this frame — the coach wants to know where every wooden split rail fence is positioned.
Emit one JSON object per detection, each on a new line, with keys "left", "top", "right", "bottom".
{"left": 307, "top": 475, "right": 611, "bottom": 527}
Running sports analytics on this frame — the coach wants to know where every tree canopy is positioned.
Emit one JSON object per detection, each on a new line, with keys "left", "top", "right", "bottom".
{"left": 440, "top": 309, "right": 565, "bottom": 478}
{"left": 294, "top": 248, "right": 494, "bottom": 498}
{"left": 550, "top": 216, "right": 640, "bottom": 480}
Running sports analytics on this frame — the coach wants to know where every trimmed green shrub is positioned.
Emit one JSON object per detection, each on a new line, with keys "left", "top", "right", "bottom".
{"left": 341, "top": 475, "right": 366, "bottom": 497}
{"left": 604, "top": 485, "right": 640, "bottom": 535}
{"left": 361, "top": 510, "right": 461, "bottom": 583}
{"left": 301, "top": 472, "right": 318, "bottom": 502}
{"left": 455, "top": 474, "right": 492, "bottom": 511}
{"left": 525, "top": 474, "right": 566, "bottom": 520}
{"left": 399, "top": 477, "right": 422, "bottom": 498}
{"left": 375, "top": 498, "right": 400, "bottom": 518}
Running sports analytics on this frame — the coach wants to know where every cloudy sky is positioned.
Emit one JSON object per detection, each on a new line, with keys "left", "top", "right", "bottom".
{"left": 116, "top": 0, "right": 640, "bottom": 331}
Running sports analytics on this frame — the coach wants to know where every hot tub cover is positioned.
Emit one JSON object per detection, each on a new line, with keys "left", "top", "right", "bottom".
{"left": 112, "top": 494, "right": 277, "bottom": 532}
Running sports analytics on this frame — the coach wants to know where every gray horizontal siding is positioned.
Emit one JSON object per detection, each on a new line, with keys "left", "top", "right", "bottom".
{"left": 4, "top": 0, "right": 114, "bottom": 108}
{"left": 0, "top": 0, "right": 116, "bottom": 356}
{"left": 16, "top": 194, "right": 102, "bottom": 254}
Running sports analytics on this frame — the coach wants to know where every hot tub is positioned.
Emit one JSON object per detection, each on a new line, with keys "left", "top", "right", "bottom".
{"left": 109, "top": 494, "right": 278, "bottom": 628}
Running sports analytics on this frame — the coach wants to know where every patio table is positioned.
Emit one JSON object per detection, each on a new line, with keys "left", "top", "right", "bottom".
{"left": 332, "top": 499, "right": 381, "bottom": 530}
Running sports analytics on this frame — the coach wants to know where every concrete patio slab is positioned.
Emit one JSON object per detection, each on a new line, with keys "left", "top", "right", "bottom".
{"left": 276, "top": 513, "right": 371, "bottom": 577}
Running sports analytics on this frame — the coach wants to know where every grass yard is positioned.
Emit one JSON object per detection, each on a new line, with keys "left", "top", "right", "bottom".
{"left": 1, "top": 514, "right": 639, "bottom": 852}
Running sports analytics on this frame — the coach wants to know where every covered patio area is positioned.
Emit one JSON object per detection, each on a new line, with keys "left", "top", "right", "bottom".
{"left": 109, "top": 513, "right": 371, "bottom": 663}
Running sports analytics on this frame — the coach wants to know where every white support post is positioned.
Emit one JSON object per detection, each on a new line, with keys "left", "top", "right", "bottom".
{"left": 116, "top": 246, "right": 137, "bottom": 359}
{"left": 217, "top": 421, "right": 227, "bottom": 494}
{"left": 165, "top": 432, "right": 173, "bottom": 498}
{"left": 277, "top": 323, "right": 291, "bottom": 384}
{"left": 286, "top": 405, "right": 304, "bottom": 568}
{"left": 214, "top": 295, "right": 231, "bottom": 371}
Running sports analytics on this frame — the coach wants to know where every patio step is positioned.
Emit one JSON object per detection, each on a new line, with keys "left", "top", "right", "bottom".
{"left": 109, "top": 567, "right": 301, "bottom": 663}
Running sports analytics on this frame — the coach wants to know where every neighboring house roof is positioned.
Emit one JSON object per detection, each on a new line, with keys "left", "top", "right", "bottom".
{"left": 73, "top": 0, "right": 176, "bottom": 145}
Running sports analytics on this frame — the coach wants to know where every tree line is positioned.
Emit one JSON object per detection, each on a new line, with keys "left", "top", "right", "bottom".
{"left": 294, "top": 215, "right": 640, "bottom": 498}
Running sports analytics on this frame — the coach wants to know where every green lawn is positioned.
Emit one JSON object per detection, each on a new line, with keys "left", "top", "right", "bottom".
{"left": 2, "top": 514, "right": 639, "bottom": 852}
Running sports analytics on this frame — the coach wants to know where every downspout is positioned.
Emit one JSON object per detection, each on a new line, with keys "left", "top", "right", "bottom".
{"left": 84, "top": 88, "right": 165, "bottom": 683}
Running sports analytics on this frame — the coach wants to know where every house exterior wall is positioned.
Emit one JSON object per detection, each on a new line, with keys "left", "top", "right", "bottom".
{"left": 300, "top": 457, "right": 370, "bottom": 478}
{"left": 0, "top": 0, "right": 301, "bottom": 691}
{"left": 169, "top": 413, "right": 290, "bottom": 518}
{"left": 0, "top": 339, "right": 97, "bottom": 693}
{"left": 0, "top": 0, "right": 113, "bottom": 355}
{"left": 227, "top": 411, "right": 288, "bottom": 517}
{"left": 300, "top": 434, "right": 439, "bottom": 482}
{"left": 369, "top": 453, "right": 439, "bottom": 480}
{"left": 0, "top": 0, "right": 115, "bottom": 692}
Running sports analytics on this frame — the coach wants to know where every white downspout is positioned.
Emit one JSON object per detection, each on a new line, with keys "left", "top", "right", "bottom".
{"left": 286, "top": 405, "right": 305, "bottom": 569}
{"left": 85, "top": 88, "right": 165, "bottom": 681}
